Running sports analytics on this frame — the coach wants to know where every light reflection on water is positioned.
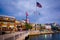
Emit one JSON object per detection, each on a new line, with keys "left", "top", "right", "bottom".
{"left": 28, "top": 33, "right": 60, "bottom": 40}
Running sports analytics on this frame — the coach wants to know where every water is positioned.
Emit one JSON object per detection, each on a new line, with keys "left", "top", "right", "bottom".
{"left": 28, "top": 33, "right": 60, "bottom": 40}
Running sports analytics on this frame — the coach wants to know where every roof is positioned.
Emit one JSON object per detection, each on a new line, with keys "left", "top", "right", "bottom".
{"left": 0, "top": 15, "right": 15, "bottom": 19}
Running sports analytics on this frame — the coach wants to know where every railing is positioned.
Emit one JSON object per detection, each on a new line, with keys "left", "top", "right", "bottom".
{"left": 0, "top": 31, "right": 29, "bottom": 40}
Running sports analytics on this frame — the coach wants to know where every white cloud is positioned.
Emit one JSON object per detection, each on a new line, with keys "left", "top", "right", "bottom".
{"left": 0, "top": 0, "right": 60, "bottom": 24}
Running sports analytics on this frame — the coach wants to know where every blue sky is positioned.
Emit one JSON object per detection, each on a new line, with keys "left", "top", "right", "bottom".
{"left": 0, "top": 0, "right": 60, "bottom": 24}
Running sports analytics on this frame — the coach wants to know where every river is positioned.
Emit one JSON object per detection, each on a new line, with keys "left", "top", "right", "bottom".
{"left": 28, "top": 33, "right": 60, "bottom": 40}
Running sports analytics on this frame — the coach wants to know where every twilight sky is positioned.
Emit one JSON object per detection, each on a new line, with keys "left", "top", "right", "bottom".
{"left": 0, "top": 0, "right": 60, "bottom": 24}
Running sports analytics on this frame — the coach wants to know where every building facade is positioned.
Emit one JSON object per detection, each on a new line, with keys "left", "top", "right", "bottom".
{"left": 0, "top": 15, "right": 16, "bottom": 31}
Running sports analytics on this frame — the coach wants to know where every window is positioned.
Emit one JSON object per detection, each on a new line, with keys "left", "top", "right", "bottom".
{"left": 3, "top": 17, "right": 9, "bottom": 20}
{"left": 3, "top": 22, "right": 7, "bottom": 24}
{"left": 9, "top": 18, "right": 15, "bottom": 21}
{"left": 10, "top": 25, "right": 14, "bottom": 29}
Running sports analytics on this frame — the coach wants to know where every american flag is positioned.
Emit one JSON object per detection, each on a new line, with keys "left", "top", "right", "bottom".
{"left": 36, "top": 2, "right": 42, "bottom": 8}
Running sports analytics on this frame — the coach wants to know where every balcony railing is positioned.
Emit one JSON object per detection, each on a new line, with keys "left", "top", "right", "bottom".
{"left": 0, "top": 16, "right": 16, "bottom": 22}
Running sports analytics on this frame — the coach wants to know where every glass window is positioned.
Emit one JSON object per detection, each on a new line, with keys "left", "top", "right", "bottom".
{"left": 3, "top": 22, "right": 7, "bottom": 24}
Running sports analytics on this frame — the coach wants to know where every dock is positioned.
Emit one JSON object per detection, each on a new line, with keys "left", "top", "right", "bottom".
{"left": 0, "top": 31, "right": 29, "bottom": 40}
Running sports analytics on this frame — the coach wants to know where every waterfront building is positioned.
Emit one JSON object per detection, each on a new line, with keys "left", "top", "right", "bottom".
{"left": 30, "top": 23, "right": 41, "bottom": 30}
{"left": 30, "top": 23, "right": 35, "bottom": 30}
{"left": 0, "top": 15, "right": 16, "bottom": 31}
{"left": 15, "top": 20, "right": 26, "bottom": 31}
{"left": 45, "top": 24, "right": 51, "bottom": 30}
{"left": 35, "top": 24, "right": 40, "bottom": 30}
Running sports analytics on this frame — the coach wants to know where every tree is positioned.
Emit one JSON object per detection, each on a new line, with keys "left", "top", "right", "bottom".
{"left": 51, "top": 25, "right": 58, "bottom": 31}
{"left": 25, "top": 23, "right": 32, "bottom": 30}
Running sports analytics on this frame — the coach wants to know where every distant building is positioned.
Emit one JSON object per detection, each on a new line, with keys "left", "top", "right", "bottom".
{"left": 30, "top": 23, "right": 35, "bottom": 30}
{"left": 30, "top": 23, "right": 40, "bottom": 30}
{"left": 45, "top": 25, "right": 51, "bottom": 30}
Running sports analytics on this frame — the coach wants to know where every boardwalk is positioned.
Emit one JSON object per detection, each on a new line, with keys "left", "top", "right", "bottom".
{"left": 0, "top": 31, "right": 29, "bottom": 40}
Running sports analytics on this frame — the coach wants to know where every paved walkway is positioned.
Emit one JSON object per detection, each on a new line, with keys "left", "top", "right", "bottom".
{"left": 0, "top": 31, "right": 29, "bottom": 40}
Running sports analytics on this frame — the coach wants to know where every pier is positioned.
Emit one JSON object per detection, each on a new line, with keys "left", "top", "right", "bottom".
{"left": 0, "top": 31, "right": 29, "bottom": 40}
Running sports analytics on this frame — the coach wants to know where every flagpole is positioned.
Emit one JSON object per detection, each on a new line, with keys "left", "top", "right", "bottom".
{"left": 35, "top": 0, "right": 37, "bottom": 30}
{"left": 36, "top": 0, "right": 37, "bottom": 13}
{"left": 26, "top": 13, "right": 27, "bottom": 24}
{"left": 26, "top": 12, "right": 28, "bottom": 24}
{"left": 35, "top": 0, "right": 42, "bottom": 30}
{"left": 26, "top": 14, "right": 27, "bottom": 24}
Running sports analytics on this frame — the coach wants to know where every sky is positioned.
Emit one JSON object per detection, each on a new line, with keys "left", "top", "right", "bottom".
{"left": 0, "top": 0, "right": 60, "bottom": 24}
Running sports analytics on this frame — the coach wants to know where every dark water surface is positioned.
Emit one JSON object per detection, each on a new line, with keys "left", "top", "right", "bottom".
{"left": 28, "top": 33, "right": 60, "bottom": 40}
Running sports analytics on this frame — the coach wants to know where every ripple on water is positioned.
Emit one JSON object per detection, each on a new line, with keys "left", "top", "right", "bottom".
{"left": 28, "top": 33, "right": 60, "bottom": 40}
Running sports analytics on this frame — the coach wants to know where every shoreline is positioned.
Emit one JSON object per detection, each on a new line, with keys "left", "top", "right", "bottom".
{"left": 29, "top": 30, "right": 60, "bottom": 36}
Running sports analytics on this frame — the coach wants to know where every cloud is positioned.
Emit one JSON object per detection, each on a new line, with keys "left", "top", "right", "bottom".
{"left": 33, "top": 0, "right": 60, "bottom": 24}
{"left": 0, "top": 0, "right": 60, "bottom": 24}
{"left": 0, "top": 0, "right": 36, "bottom": 16}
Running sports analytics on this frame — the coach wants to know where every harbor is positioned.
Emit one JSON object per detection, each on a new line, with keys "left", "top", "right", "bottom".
{"left": 0, "top": 0, "right": 60, "bottom": 40}
{"left": 0, "top": 15, "right": 60, "bottom": 40}
{"left": 0, "top": 30, "right": 60, "bottom": 40}
{"left": 28, "top": 33, "right": 60, "bottom": 40}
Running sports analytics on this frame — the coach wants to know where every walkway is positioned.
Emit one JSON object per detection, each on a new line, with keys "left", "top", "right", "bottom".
{"left": 0, "top": 31, "right": 29, "bottom": 40}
